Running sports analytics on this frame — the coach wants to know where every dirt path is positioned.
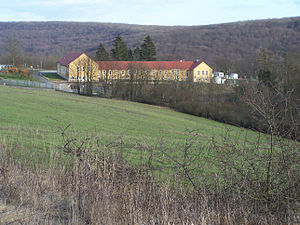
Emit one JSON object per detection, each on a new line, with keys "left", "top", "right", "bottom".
{"left": 32, "top": 72, "right": 54, "bottom": 84}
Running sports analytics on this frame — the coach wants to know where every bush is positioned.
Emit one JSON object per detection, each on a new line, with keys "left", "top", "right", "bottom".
{"left": 19, "top": 69, "right": 28, "bottom": 75}
{"left": 1, "top": 69, "right": 9, "bottom": 74}
{"left": 1, "top": 128, "right": 298, "bottom": 224}
{"left": 8, "top": 67, "right": 18, "bottom": 73}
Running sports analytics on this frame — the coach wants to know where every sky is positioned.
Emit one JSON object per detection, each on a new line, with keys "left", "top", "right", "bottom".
{"left": 0, "top": 0, "right": 299, "bottom": 26}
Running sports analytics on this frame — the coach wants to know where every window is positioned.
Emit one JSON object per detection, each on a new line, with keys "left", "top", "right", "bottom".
{"left": 202, "top": 71, "right": 204, "bottom": 75}
{"left": 102, "top": 70, "right": 106, "bottom": 75}
{"left": 198, "top": 71, "right": 200, "bottom": 75}
{"left": 165, "top": 70, "right": 168, "bottom": 75}
{"left": 177, "top": 69, "right": 180, "bottom": 75}
{"left": 77, "top": 66, "right": 80, "bottom": 72}
{"left": 152, "top": 70, "right": 156, "bottom": 75}
{"left": 128, "top": 70, "right": 131, "bottom": 75}
{"left": 206, "top": 71, "right": 208, "bottom": 75}
{"left": 82, "top": 66, "right": 85, "bottom": 72}
{"left": 109, "top": 70, "right": 112, "bottom": 75}
{"left": 171, "top": 70, "right": 174, "bottom": 75}
{"left": 115, "top": 70, "right": 119, "bottom": 75}
{"left": 121, "top": 70, "right": 125, "bottom": 76}
{"left": 87, "top": 67, "right": 90, "bottom": 72}
{"left": 159, "top": 70, "right": 162, "bottom": 76}
{"left": 71, "top": 76, "right": 74, "bottom": 80}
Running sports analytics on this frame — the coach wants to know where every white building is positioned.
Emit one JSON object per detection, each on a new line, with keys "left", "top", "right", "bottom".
{"left": 229, "top": 73, "right": 239, "bottom": 79}
{"left": 213, "top": 72, "right": 224, "bottom": 78}
{"left": 0, "top": 65, "right": 12, "bottom": 71}
{"left": 213, "top": 72, "right": 239, "bottom": 84}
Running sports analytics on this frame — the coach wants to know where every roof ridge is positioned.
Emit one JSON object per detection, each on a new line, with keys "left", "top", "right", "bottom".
{"left": 96, "top": 60, "right": 202, "bottom": 70}
{"left": 58, "top": 52, "right": 84, "bottom": 66}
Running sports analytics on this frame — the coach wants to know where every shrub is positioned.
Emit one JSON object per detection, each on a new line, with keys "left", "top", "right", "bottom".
{"left": 8, "top": 67, "right": 18, "bottom": 73}
{"left": 1, "top": 69, "right": 9, "bottom": 74}
{"left": 19, "top": 69, "right": 28, "bottom": 75}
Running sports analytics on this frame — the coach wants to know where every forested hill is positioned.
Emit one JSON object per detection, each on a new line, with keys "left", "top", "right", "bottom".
{"left": 0, "top": 17, "right": 299, "bottom": 66}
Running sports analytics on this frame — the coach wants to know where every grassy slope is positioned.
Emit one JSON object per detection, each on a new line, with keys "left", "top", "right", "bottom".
{"left": 40, "top": 72, "right": 66, "bottom": 81}
{"left": 0, "top": 86, "right": 255, "bottom": 139}
{"left": 0, "top": 85, "right": 262, "bottom": 170}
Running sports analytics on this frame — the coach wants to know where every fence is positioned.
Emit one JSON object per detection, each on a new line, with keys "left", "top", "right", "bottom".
{"left": 0, "top": 79, "right": 56, "bottom": 89}
{"left": 0, "top": 79, "right": 105, "bottom": 95}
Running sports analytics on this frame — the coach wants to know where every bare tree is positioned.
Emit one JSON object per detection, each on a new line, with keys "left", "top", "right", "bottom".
{"left": 4, "top": 38, "right": 24, "bottom": 66}
{"left": 73, "top": 56, "right": 98, "bottom": 95}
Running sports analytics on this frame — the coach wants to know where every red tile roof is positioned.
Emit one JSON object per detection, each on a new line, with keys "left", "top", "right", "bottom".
{"left": 96, "top": 61, "right": 202, "bottom": 70}
{"left": 58, "top": 52, "right": 83, "bottom": 66}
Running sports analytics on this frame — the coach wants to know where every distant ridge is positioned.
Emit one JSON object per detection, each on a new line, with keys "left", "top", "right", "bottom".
{"left": 0, "top": 17, "right": 299, "bottom": 66}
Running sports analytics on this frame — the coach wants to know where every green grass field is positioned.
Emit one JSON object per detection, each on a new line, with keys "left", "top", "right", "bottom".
{"left": 0, "top": 85, "right": 258, "bottom": 140}
{"left": 40, "top": 72, "right": 66, "bottom": 81}
{"left": 0, "top": 72, "right": 37, "bottom": 81}
{"left": 0, "top": 85, "right": 265, "bottom": 172}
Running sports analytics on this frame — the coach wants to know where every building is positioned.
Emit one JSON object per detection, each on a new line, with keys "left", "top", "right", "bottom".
{"left": 213, "top": 72, "right": 224, "bottom": 78}
{"left": 57, "top": 52, "right": 213, "bottom": 82}
{"left": 57, "top": 52, "right": 98, "bottom": 81}
{"left": 0, "top": 65, "right": 13, "bottom": 71}
{"left": 229, "top": 73, "right": 239, "bottom": 79}
{"left": 96, "top": 60, "right": 212, "bottom": 82}
{"left": 213, "top": 71, "right": 239, "bottom": 84}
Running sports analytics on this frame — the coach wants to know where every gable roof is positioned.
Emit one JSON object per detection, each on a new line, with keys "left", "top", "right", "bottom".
{"left": 96, "top": 61, "right": 202, "bottom": 70}
{"left": 58, "top": 52, "right": 83, "bottom": 66}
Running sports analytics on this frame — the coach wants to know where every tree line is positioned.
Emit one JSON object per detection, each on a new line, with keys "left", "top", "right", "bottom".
{"left": 96, "top": 35, "right": 156, "bottom": 61}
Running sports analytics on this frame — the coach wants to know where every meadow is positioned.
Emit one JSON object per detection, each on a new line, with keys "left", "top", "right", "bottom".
{"left": 0, "top": 85, "right": 299, "bottom": 224}
{"left": 0, "top": 85, "right": 257, "bottom": 139}
{"left": 0, "top": 85, "right": 261, "bottom": 164}
{"left": 40, "top": 72, "right": 66, "bottom": 81}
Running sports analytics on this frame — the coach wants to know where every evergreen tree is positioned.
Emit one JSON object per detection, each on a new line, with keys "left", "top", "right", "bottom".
{"left": 133, "top": 46, "right": 141, "bottom": 61}
{"left": 128, "top": 49, "right": 134, "bottom": 61}
{"left": 111, "top": 34, "right": 128, "bottom": 61}
{"left": 96, "top": 43, "right": 109, "bottom": 61}
{"left": 140, "top": 35, "right": 156, "bottom": 61}
{"left": 256, "top": 48, "right": 277, "bottom": 87}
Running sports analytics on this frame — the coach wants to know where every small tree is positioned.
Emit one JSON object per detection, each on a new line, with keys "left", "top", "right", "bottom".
{"left": 133, "top": 46, "right": 141, "bottom": 61}
{"left": 235, "top": 56, "right": 300, "bottom": 221}
{"left": 111, "top": 35, "right": 128, "bottom": 61}
{"left": 128, "top": 49, "right": 134, "bottom": 61}
{"left": 4, "top": 38, "right": 24, "bottom": 66}
{"left": 256, "top": 48, "right": 278, "bottom": 87}
{"left": 140, "top": 36, "right": 156, "bottom": 61}
{"left": 96, "top": 43, "right": 109, "bottom": 61}
{"left": 74, "top": 56, "right": 98, "bottom": 96}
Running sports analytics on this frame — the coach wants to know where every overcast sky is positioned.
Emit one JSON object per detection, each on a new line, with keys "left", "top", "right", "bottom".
{"left": 1, "top": 0, "right": 299, "bottom": 26}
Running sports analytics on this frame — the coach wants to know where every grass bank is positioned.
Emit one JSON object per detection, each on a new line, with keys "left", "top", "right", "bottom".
{"left": 0, "top": 85, "right": 299, "bottom": 223}
{"left": 40, "top": 72, "right": 66, "bottom": 81}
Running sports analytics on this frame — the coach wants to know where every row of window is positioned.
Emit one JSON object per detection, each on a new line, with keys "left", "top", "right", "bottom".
{"left": 197, "top": 70, "right": 209, "bottom": 76}
{"left": 70, "top": 75, "right": 185, "bottom": 81}
{"left": 75, "top": 67, "right": 209, "bottom": 76}
{"left": 77, "top": 66, "right": 91, "bottom": 72}
{"left": 100, "top": 69, "right": 190, "bottom": 76}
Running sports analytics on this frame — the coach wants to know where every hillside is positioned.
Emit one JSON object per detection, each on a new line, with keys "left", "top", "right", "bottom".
{"left": 0, "top": 85, "right": 261, "bottom": 163}
{"left": 0, "top": 86, "right": 299, "bottom": 224}
{"left": 0, "top": 17, "right": 300, "bottom": 70}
